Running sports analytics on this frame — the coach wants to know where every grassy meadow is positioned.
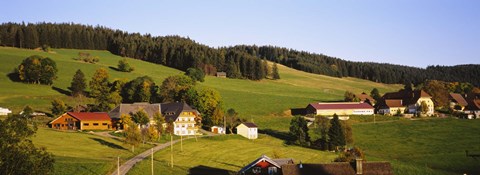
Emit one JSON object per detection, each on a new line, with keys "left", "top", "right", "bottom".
{"left": 353, "top": 118, "right": 480, "bottom": 175}
{"left": 127, "top": 134, "right": 338, "bottom": 175}
{"left": 0, "top": 46, "right": 401, "bottom": 131}
{"left": 32, "top": 126, "right": 154, "bottom": 175}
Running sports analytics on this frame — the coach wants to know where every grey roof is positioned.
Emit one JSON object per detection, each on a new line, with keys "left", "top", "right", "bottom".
{"left": 160, "top": 102, "right": 199, "bottom": 122}
{"left": 108, "top": 103, "right": 161, "bottom": 119}
{"left": 238, "top": 155, "right": 293, "bottom": 174}
{"left": 281, "top": 161, "right": 393, "bottom": 175}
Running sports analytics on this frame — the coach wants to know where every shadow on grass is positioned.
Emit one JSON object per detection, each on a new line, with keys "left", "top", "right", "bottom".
{"left": 90, "top": 137, "right": 126, "bottom": 150}
{"left": 259, "top": 129, "right": 292, "bottom": 143}
{"left": 188, "top": 165, "right": 234, "bottom": 175}
{"left": 6, "top": 72, "right": 21, "bottom": 82}
{"left": 52, "top": 86, "right": 71, "bottom": 96}
{"left": 108, "top": 66, "right": 121, "bottom": 72}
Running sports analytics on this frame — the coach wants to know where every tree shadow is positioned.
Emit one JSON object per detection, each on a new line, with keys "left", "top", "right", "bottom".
{"left": 259, "top": 129, "right": 292, "bottom": 143}
{"left": 90, "top": 137, "right": 126, "bottom": 150}
{"left": 109, "top": 66, "right": 121, "bottom": 72}
{"left": 52, "top": 86, "right": 71, "bottom": 96}
{"left": 188, "top": 165, "right": 234, "bottom": 175}
{"left": 290, "top": 108, "right": 306, "bottom": 116}
{"left": 6, "top": 72, "right": 21, "bottom": 82}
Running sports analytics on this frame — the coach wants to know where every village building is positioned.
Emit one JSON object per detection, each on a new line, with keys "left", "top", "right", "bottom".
{"left": 161, "top": 102, "right": 200, "bottom": 136}
{"left": 216, "top": 72, "right": 227, "bottom": 78}
{"left": 50, "top": 112, "right": 112, "bottom": 130}
{"left": 0, "top": 107, "right": 12, "bottom": 115}
{"left": 211, "top": 125, "right": 225, "bottom": 134}
{"left": 238, "top": 155, "right": 294, "bottom": 175}
{"left": 305, "top": 102, "right": 374, "bottom": 116}
{"left": 449, "top": 93, "right": 468, "bottom": 111}
{"left": 355, "top": 92, "right": 376, "bottom": 106}
{"left": 376, "top": 90, "right": 434, "bottom": 116}
{"left": 464, "top": 99, "right": 480, "bottom": 119}
{"left": 236, "top": 122, "right": 258, "bottom": 139}
{"left": 109, "top": 103, "right": 161, "bottom": 129}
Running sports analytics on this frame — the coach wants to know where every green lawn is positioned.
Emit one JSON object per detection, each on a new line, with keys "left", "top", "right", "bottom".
{"left": 127, "top": 134, "right": 338, "bottom": 175}
{"left": 353, "top": 118, "right": 480, "bottom": 175}
{"left": 32, "top": 127, "right": 154, "bottom": 175}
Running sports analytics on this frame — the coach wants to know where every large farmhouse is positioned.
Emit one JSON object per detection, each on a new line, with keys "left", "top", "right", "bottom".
{"left": 50, "top": 112, "right": 112, "bottom": 130}
{"left": 161, "top": 102, "right": 200, "bottom": 136}
{"left": 305, "top": 102, "right": 374, "bottom": 116}
{"left": 238, "top": 155, "right": 294, "bottom": 175}
{"left": 376, "top": 90, "right": 434, "bottom": 116}
{"left": 109, "top": 103, "right": 161, "bottom": 128}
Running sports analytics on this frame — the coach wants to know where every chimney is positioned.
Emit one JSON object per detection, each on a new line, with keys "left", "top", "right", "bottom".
{"left": 356, "top": 159, "right": 363, "bottom": 175}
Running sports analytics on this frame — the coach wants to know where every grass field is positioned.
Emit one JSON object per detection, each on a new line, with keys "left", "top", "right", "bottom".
{"left": 32, "top": 126, "right": 154, "bottom": 175}
{"left": 0, "top": 46, "right": 401, "bottom": 131}
{"left": 127, "top": 134, "right": 338, "bottom": 175}
{"left": 353, "top": 118, "right": 480, "bottom": 175}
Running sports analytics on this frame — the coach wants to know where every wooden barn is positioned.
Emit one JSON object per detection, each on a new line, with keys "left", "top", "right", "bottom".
{"left": 50, "top": 112, "right": 112, "bottom": 130}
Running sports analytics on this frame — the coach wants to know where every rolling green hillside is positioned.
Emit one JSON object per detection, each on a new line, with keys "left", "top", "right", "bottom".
{"left": 0, "top": 46, "right": 401, "bottom": 131}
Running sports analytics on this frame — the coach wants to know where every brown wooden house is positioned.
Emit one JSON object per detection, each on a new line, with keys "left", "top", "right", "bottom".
{"left": 50, "top": 112, "right": 112, "bottom": 130}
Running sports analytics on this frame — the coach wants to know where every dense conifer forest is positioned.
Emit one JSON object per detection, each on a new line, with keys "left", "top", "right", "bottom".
{"left": 0, "top": 22, "right": 479, "bottom": 86}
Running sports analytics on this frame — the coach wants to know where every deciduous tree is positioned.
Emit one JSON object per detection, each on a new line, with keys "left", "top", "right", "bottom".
{"left": 50, "top": 98, "right": 67, "bottom": 116}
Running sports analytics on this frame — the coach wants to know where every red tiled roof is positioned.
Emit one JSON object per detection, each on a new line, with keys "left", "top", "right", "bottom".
{"left": 67, "top": 112, "right": 111, "bottom": 121}
{"left": 309, "top": 102, "right": 374, "bottom": 110}
{"left": 356, "top": 93, "right": 375, "bottom": 102}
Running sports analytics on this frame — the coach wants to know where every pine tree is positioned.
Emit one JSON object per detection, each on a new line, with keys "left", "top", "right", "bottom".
{"left": 70, "top": 69, "right": 87, "bottom": 97}
{"left": 328, "top": 114, "right": 346, "bottom": 151}
{"left": 272, "top": 63, "right": 280, "bottom": 80}
{"left": 370, "top": 88, "right": 381, "bottom": 101}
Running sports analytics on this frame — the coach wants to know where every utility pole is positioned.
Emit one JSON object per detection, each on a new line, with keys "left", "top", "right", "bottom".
{"left": 170, "top": 134, "right": 173, "bottom": 168}
{"left": 117, "top": 156, "right": 120, "bottom": 175}
{"left": 151, "top": 148, "right": 154, "bottom": 175}
{"left": 223, "top": 114, "right": 226, "bottom": 134}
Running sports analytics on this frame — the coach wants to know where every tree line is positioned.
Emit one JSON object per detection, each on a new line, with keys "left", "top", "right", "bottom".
{"left": 0, "top": 22, "right": 277, "bottom": 80}
{"left": 2, "top": 22, "right": 479, "bottom": 85}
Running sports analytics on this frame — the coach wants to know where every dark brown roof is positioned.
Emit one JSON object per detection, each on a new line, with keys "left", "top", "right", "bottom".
{"left": 281, "top": 161, "right": 393, "bottom": 175}
{"left": 238, "top": 155, "right": 289, "bottom": 173}
{"left": 449, "top": 93, "right": 468, "bottom": 106}
{"left": 382, "top": 90, "right": 431, "bottom": 106}
{"left": 385, "top": 99, "right": 403, "bottom": 108}
{"left": 242, "top": 122, "right": 258, "bottom": 128}
{"left": 356, "top": 93, "right": 375, "bottom": 103}
{"left": 309, "top": 102, "right": 374, "bottom": 110}
{"left": 466, "top": 99, "right": 480, "bottom": 111}
{"left": 161, "top": 102, "right": 198, "bottom": 122}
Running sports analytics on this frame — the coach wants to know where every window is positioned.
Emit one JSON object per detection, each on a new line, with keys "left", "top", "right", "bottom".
{"left": 83, "top": 123, "right": 89, "bottom": 126}
{"left": 93, "top": 123, "right": 99, "bottom": 126}
{"left": 102, "top": 123, "right": 108, "bottom": 125}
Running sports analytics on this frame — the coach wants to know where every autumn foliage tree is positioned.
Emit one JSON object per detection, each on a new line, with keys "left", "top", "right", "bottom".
{"left": 16, "top": 55, "right": 57, "bottom": 85}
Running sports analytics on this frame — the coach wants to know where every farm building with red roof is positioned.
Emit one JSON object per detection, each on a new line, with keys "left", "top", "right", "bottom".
{"left": 50, "top": 112, "right": 112, "bottom": 130}
{"left": 305, "top": 102, "right": 374, "bottom": 116}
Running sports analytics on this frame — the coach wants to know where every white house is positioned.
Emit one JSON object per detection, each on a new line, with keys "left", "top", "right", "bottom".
{"left": 236, "top": 122, "right": 258, "bottom": 139}
{"left": 0, "top": 107, "right": 12, "bottom": 115}
{"left": 161, "top": 102, "right": 200, "bottom": 136}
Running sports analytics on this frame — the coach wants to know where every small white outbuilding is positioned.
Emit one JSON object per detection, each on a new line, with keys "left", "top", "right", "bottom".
{"left": 236, "top": 122, "right": 258, "bottom": 139}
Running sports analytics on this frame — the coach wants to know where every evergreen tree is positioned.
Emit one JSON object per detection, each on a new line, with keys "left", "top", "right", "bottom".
{"left": 370, "top": 88, "right": 381, "bottom": 101}
{"left": 70, "top": 69, "right": 87, "bottom": 97}
{"left": 272, "top": 63, "right": 280, "bottom": 80}
{"left": 328, "top": 114, "right": 346, "bottom": 151}
{"left": 185, "top": 67, "right": 205, "bottom": 82}
{"left": 289, "top": 116, "right": 310, "bottom": 146}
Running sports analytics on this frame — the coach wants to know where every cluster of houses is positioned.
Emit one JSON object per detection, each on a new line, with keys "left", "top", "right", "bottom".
{"left": 303, "top": 90, "right": 435, "bottom": 117}
{"left": 238, "top": 155, "right": 393, "bottom": 175}
{"left": 301, "top": 89, "right": 480, "bottom": 119}
{"left": 48, "top": 102, "right": 260, "bottom": 139}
